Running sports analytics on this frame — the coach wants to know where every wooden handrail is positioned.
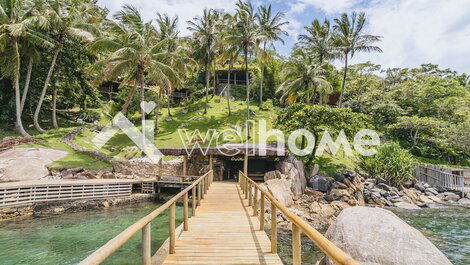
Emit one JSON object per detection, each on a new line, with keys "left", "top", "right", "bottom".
{"left": 79, "top": 170, "right": 213, "bottom": 265}
{"left": 239, "top": 171, "right": 359, "bottom": 265}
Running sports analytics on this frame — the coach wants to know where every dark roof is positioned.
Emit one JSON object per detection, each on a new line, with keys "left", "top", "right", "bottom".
{"left": 159, "top": 144, "right": 286, "bottom": 157}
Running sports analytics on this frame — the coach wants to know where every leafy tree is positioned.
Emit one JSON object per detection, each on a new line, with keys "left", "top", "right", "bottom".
{"left": 256, "top": 4, "right": 288, "bottom": 107}
{"left": 228, "top": 0, "right": 261, "bottom": 138}
{"left": 299, "top": 18, "right": 337, "bottom": 65}
{"left": 359, "top": 142, "right": 416, "bottom": 185}
{"left": 187, "top": 8, "right": 220, "bottom": 114}
{"left": 0, "top": 0, "right": 51, "bottom": 136}
{"left": 277, "top": 49, "right": 331, "bottom": 105}
{"left": 34, "top": 0, "right": 99, "bottom": 132}
{"left": 333, "top": 12, "right": 382, "bottom": 107}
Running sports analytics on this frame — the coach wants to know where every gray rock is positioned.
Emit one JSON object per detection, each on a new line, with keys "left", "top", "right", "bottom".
{"left": 325, "top": 207, "right": 452, "bottom": 265}
{"left": 333, "top": 172, "right": 345, "bottom": 182}
{"left": 264, "top": 170, "right": 282, "bottom": 182}
{"left": 376, "top": 183, "right": 393, "bottom": 191}
{"left": 458, "top": 198, "right": 470, "bottom": 206}
{"left": 425, "top": 187, "right": 438, "bottom": 195}
{"left": 443, "top": 192, "right": 461, "bottom": 201}
{"left": 277, "top": 157, "right": 307, "bottom": 196}
{"left": 264, "top": 179, "right": 294, "bottom": 207}
{"left": 308, "top": 175, "right": 333, "bottom": 192}
{"left": 394, "top": 202, "right": 421, "bottom": 210}
{"left": 414, "top": 183, "right": 426, "bottom": 192}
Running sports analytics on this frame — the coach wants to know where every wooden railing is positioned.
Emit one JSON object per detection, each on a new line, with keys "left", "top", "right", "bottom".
{"left": 238, "top": 171, "right": 359, "bottom": 265}
{"left": 79, "top": 170, "right": 213, "bottom": 265}
{"left": 414, "top": 164, "right": 466, "bottom": 191}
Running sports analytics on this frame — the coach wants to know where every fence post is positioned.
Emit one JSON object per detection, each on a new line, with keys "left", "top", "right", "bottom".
{"left": 142, "top": 222, "right": 151, "bottom": 265}
{"left": 248, "top": 183, "right": 252, "bottom": 206}
{"left": 271, "top": 203, "right": 277, "bottom": 254}
{"left": 292, "top": 223, "right": 301, "bottom": 265}
{"left": 259, "top": 194, "right": 265, "bottom": 230}
{"left": 253, "top": 187, "right": 258, "bottom": 216}
{"left": 169, "top": 202, "right": 176, "bottom": 254}
{"left": 201, "top": 178, "right": 205, "bottom": 199}
{"left": 184, "top": 192, "right": 189, "bottom": 231}
{"left": 197, "top": 183, "right": 201, "bottom": 206}
{"left": 192, "top": 186, "right": 197, "bottom": 216}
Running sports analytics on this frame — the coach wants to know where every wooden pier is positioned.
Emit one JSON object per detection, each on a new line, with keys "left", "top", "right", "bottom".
{"left": 80, "top": 170, "right": 359, "bottom": 265}
{"left": 162, "top": 181, "right": 283, "bottom": 265}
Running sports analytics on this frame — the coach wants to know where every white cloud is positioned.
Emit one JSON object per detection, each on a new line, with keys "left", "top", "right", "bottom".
{"left": 97, "top": 0, "right": 238, "bottom": 35}
{"left": 350, "top": 0, "right": 470, "bottom": 73}
{"left": 295, "top": 0, "right": 362, "bottom": 14}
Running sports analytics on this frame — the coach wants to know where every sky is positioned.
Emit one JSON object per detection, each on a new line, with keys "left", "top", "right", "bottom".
{"left": 97, "top": 0, "right": 470, "bottom": 74}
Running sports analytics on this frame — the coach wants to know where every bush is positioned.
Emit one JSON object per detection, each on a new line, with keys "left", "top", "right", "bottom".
{"left": 78, "top": 109, "right": 101, "bottom": 123}
{"left": 359, "top": 142, "right": 416, "bottom": 185}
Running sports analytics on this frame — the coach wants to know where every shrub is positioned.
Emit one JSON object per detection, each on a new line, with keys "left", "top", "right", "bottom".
{"left": 359, "top": 142, "right": 416, "bottom": 185}
{"left": 78, "top": 109, "right": 101, "bottom": 123}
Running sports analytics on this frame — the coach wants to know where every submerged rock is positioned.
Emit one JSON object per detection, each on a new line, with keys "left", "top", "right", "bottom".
{"left": 324, "top": 207, "right": 452, "bottom": 265}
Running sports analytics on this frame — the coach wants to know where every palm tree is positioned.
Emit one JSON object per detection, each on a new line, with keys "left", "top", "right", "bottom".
{"left": 90, "top": 5, "right": 182, "bottom": 127}
{"left": 277, "top": 50, "right": 331, "bottom": 105}
{"left": 156, "top": 13, "right": 179, "bottom": 116}
{"left": 187, "top": 9, "right": 219, "bottom": 114}
{"left": 256, "top": 4, "right": 288, "bottom": 107}
{"left": 333, "top": 12, "right": 382, "bottom": 107}
{"left": 34, "top": 0, "right": 98, "bottom": 132}
{"left": 220, "top": 13, "right": 240, "bottom": 116}
{"left": 228, "top": 0, "right": 261, "bottom": 138}
{"left": 0, "top": 0, "right": 51, "bottom": 137}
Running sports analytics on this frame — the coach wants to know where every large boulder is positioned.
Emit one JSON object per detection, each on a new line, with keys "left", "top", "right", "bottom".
{"left": 325, "top": 207, "right": 452, "bottom": 265}
{"left": 264, "top": 179, "right": 294, "bottom": 207}
{"left": 264, "top": 170, "right": 283, "bottom": 181}
{"left": 308, "top": 175, "right": 333, "bottom": 192}
{"left": 277, "top": 156, "right": 307, "bottom": 196}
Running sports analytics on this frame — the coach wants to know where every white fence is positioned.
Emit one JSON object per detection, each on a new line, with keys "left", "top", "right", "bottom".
{"left": 0, "top": 180, "right": 137, "bottom": 207}
{"left": 414, "top": 164, "right": 468, "bottom": 192}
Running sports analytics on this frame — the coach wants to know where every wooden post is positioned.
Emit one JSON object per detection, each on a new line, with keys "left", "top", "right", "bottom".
{"left": 142, "top": 222, "right": 151, "bottom": 265}
{"left": 169, "top": 202, "right": 176, "bottom": 254}
{"left": 243, "top": 153, "right": 248, "bottom": 177}
{"left": 253, "top": 187, "right": 258, "bottom": 216}
{"left": 292, "top": 223, "right": 301, "bottom": 265}
{"left": 245, "top": 179, "right": 248, "bottom": 199}
{"left": 192, "top": 186, "right": 197, "bottom": 216}
{"left": 201, "top": 179, "right": 205, "bottom": 199}
{"left": 197, "top": 183, "right": 201, "bottom": 206}
{"left": 260, "top": 194, "right": 265, "bottom": 230}
{"left": 209, "top": 155, "right": 213, "bottom": 182}
{"left": 248, "top": 183, "right": 252, "bottom": 206}
{"left": 183, "top": 155, "right": 188, "bottom": 177}
{"left": 183, "top": 192, "right": 189, "bottom": 231}
{"left": 271, "top": 203, "right": 277, "bottom": 254}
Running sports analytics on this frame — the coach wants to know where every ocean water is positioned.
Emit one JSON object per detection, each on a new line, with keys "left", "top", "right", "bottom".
{"left": 0, "top": 202, "right": 186, "bottom": 265}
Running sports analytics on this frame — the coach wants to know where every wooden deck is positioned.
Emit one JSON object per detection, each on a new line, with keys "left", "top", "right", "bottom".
{"left": 162, "top": 182, "right": 283, "bottom": 265}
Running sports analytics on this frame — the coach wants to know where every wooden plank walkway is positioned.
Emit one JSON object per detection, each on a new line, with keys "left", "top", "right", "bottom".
{"left": 162, "top": 182, "right": 284, "bottom": 265}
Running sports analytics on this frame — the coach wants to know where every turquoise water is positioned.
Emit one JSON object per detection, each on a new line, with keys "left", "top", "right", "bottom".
{"left": 0, "top": 202, "right": 187, "bottom": 265}
{"left": 394, "top": 207, "right": 470, "bottom": 265}
{"left": 0, "top": 204, "right": 467, "bottom": 265}
{"left": 276, "top": 207, "right": 470, "bottom": 265}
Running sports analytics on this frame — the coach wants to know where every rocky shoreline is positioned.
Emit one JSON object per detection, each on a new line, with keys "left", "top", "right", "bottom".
{"left": 260, "top": 157, "right": 470, "bottom": 231}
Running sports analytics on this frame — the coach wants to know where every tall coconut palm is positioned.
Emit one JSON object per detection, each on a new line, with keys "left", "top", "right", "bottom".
{"left": 156, "top": 13, "right": 179, "bottom": 116}
{"left": 298, "top": 18, "right": 337, "bottom": 104}
{"left": 33, "top": 0, "right": 98, "bottom": 132}
{"left": 256, "top": 4, "right": 288, "bottom": 107}
{"left": 299, "top": 19, "right": 336, "bottom": 65}
{"left": 90, "top": 5, "right": 183, "bottom": 127}
{"left": 187, "top": 9, "right": 219, "bottom": 114}
{"left": 333, "top": 12, "right": 382, "bottom": 107}
{"left": 0, "top": 0, "right": 51, "bottom": 137}
{"left": 277, "top": 49, "right": 331, "bottom": 105}
{"left": 228, "top": 0, "right": 261, "bottom": 138}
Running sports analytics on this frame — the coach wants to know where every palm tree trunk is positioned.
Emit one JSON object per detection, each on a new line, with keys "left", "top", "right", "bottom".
{"left": 259, "top": 42, "right": 266, "bottom": 107}
{"left": 34, "top": 48, "right": 60, "bottom": 133}
{"left": 204, "top": 60, "right": 210, "bottom": 114}
{"left": 52, "top": 87, "right": 58, "bottom": 128}
{"left": 20, "top": 57, "right": 33, "bottom": 114}
{"left": 167, "top": 87, "right": 172, "bottom": 116}
{"left": 140, "top": 73, "right": 145, "bottom": 122}
{"left": 121, "top": 82, "right": 138, "bottom": 113}
{"left": 227, "top": 63, "right": 232, "bottom": 116}
{"left": 338, "top": 53, "right": 348, "bottom": 107}
{"left": 13, "top": 41, "right": 30, "bottom": 137}
{"left": 245, "top": 49, "right": 250, "bottom": 139}
{"left": 213, "top": 59, "right": 216, "bottom": 96}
